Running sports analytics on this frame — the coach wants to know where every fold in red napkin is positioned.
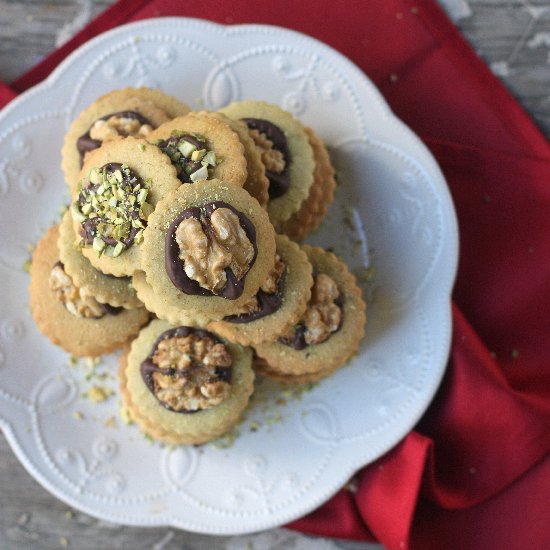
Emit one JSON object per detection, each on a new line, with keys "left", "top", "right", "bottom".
{"left": 2, "top": 1, "right": 549, "bottom": 549}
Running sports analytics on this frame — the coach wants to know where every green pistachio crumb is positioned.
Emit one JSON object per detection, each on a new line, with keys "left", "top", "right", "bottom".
{"left": 84, "top": 385, "right": 113, "bottom": 403}
{"left": 111, "top": 242, "right": 125, "bottom": 258}
{"left": 178, "top": 140, "right": 197, "bottom": 157}
{"left": 212, "top": 428, "right": 240, "bottom": 449}
{"left": 118, "top": 403, "right": 133, "bottom": 426}
{"left": 202, "top": 150, "right": 217, "bottom": 166}
{"left": 104, "top": 416, "right": 116, "bottom": 428}
{"left": 92, "top": 237, "right": 106, "bottom": 255}
{"left": 88, "top": 168, "right": 101, "bottom": 185}
{"left": 70, "top": 202, "right": 86, "bottom": 223}
{"left": 191, "top": 148, "right": 206, "bottom": 162}
{"left": 190, "top": 164, "right": 209, "bottom": 182}
{"left": 119, "top": 402, "right": 133, "bottom": 425}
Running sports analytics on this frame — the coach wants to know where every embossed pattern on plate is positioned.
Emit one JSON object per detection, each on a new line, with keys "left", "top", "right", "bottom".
{"left": 0, "top": 18, "right": 458, "bottom": 534}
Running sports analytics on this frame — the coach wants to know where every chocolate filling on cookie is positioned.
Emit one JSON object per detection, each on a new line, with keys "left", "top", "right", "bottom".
{"left": 140, "top": 326, "right": 232, "bottom": 413}
{"left": 242, "top": 118, "right": 291, "bottom": 199}
{"left": 223, "top": 255, "right": 286, "bottom": 323}
{"left": 165, "top": 201, "right": 257, "bottom": 300}
{"left": 73, "top": 163, "right": 152, "bottom": 257}
{"left": 49, "top": 261, "right": 123, "bottom": 319}
{"left": 155, "top": 133, "right": 219, "bottom": 184}
{"left": 77, "top": 111, "right": 153, "bottom": 165}
{"left": 279, "top": 273, "right": 344, "bottom": 350}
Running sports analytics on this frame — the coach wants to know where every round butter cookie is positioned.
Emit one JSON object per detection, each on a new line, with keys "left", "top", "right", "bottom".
{"left": 58, "top": 210, "right": 142, "bottom": 309}
{"left": 119, "top": 319, "right": 254, "bottom": 445}
{"left": 279, "top": 126, "right": 336, "bottom": 240}
{"left": 62, "top": 87, "right": 190, "bottom": 192}
{"left": 219, "top": 100, "right": 314, "bottom": 228}
{"left": 253, "top": 354, "right": 342, "bottom": 385}
{"left": 29, "top": 225, "right": 149, "bottom": 357}
{"left": 253, "top": 245, "right": 366, "bottom": 379}
{"left": 208, "top": 234, "right": 313, "bottom": 346}
{"left": 70, "top": 137, "right": 180, "bottom": 277}
{"left": 209, "top": 112, "right": 269, "bottom": 207}
{"left": 140, "top": 180, "right": 276, "bottom": 326}
{"left": 131, "top": 269, "right": 185, "bottom": 324}
{"left": 148, "top": 111, "right": 247, "bottom": 186}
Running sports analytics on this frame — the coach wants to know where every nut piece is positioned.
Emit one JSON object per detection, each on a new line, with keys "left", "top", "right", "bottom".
{"left": 49, "top": 263, "right": 106, "bottom": 318}
{"left": 260, "top": 254, "right": 285, "bottom": 294}
{"left": 281, "top": 273, "right": 342, "bottom": 347}
{"left": 303, "top": 273, "right": 342, "bottom": 344}
{"left": 151, "top": 334, "right": 232, "bottom": 412}
{"left": 72, "top": 163, "right": 152, "bottom": 257}
{"left": 235, "top": 254, "right": 285, "bottom": 315}
{"left": 175, "top": 207, "right": 255, "bottom": 293}
{"left": 156, "top": 133, "right": 219, "bottom": 183}
{"left": 249, "top": 128, "right": 286, "bottom": 173}
{"left": 89, "top": 115, "right": 153, "bottom": 143}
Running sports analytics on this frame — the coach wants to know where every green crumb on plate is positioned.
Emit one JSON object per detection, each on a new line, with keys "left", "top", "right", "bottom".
{"left": 84, "top": 385, "right": 113, "bottom": 403}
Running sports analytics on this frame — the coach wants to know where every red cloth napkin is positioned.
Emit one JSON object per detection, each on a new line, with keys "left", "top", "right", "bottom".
{"left": 3, "top": 1, "right": 549, "bottom": 548}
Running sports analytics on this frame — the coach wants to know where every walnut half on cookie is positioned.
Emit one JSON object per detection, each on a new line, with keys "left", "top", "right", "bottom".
{"left": 120, "top": 320, "right": 255, "bottom": 445}
{"left": 140, "top": 179, "right": 276, "bottom": 327}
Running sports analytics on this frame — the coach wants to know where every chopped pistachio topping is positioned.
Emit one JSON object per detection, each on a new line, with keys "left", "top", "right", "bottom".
{"left": 72, "top": 164, "right": 151, "bottom": 256}
{"left": 156, "top": 133, "right": 219, "bottom": 183}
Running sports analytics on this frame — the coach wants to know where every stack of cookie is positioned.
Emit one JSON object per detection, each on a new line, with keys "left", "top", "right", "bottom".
{"left": 29, "top": 87, "right": 366, "bottom": 445}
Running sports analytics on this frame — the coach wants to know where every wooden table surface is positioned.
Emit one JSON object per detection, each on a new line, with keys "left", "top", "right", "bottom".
{"left": 1, "top": 1, "right": 549, "bottom": 549}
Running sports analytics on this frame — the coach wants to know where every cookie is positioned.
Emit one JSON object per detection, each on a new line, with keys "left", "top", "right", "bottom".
{"left": 140, "top": 180, "right": 276, "bottom": 325}
{"left": 208, "top": 234, "right": 313, "bottom": 346}
{"left": 278, "top": 127, "right": 337, "bottom": 240}
{"left": 29, "top": 225, "right": 150, "bottom": 357}
{"left": 209, "top": 112, "right": 269, "bottom": 207}
{"left": 219, "top": 100, "right": 315, "bottom": 228}
{"left": 58, "top": 210, "right": 142, "bottom": 309}
{"left": 253, "top": 354, "right": 341, "bottom": 385}
{"left": 148, "top": 111, "right": 247, "bottom": 186}
{"left": 131, "top": 269, "right": 184, "bottom": 324}
{"left": 70, "top": 137, "right": 180, "bottom": 277}
{"left": 62, "top": 87, "right": 190, "bottom": 192}
{"left": 253, "top": 245, "right": 366, "bottom": 378}
{"left": 119, "top": 319, "right": 254, "bottom": 445}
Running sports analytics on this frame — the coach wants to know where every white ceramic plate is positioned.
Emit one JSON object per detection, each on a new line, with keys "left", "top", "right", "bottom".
{"left": 0, "top": 18, "right": 458, "bottom": 534}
